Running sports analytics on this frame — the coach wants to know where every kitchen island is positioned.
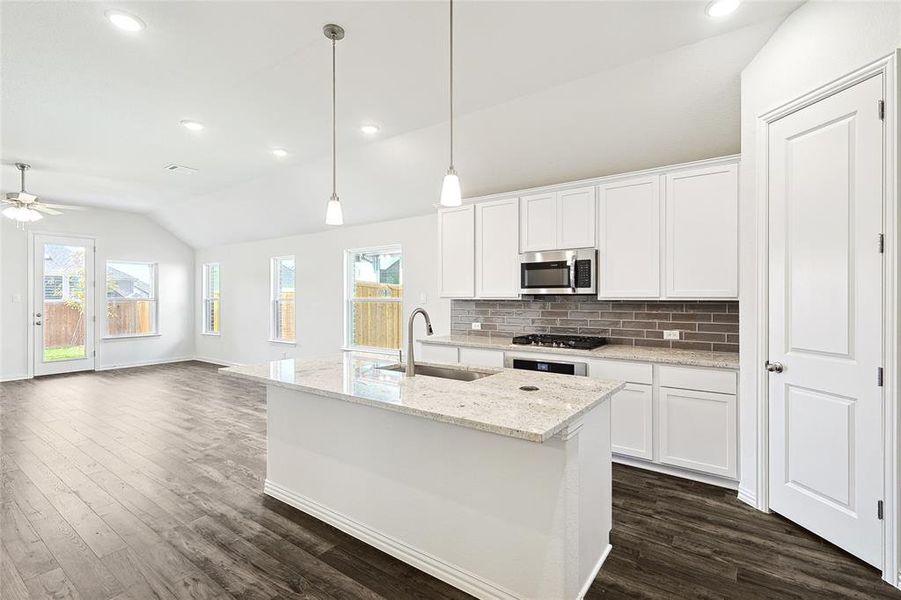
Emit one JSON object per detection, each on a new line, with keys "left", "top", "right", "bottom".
{"left": 221, "top": 353, "right": 623, "bottom": 600}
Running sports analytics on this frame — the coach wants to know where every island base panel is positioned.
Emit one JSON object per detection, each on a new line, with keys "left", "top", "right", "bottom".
{"left": 264, "top": 386, "right": 612, "bottom": 600}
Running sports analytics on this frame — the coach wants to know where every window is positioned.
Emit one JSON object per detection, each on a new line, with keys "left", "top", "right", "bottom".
{"left": 106, "top": 261, "right": 158, "bottom": 337}
{"left": 270, "top": 256, "right": 295, "bottom": 342}
{"left": 202, "top": 263, "right": 221, "bottom": 335}
{"left": 345, "top": 246, "right": 402, "bottom": 350}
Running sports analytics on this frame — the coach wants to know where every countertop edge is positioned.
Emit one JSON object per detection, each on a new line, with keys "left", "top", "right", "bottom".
{"left": 421, "top": 336, "right": 739, "bottom": 369}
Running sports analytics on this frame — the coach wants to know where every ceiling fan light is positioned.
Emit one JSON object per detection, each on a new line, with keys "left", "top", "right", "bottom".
{"left": 325, "top": 194, "right": 343, "bottom": 226}
{"left": 440, "top": 168, "right": 462, "bottom": 207}
{"left": 2, "top": 206, "right": 20, "bottom": 220}
{"left": 25, "top": 208, "right": 43, "bottom": 222}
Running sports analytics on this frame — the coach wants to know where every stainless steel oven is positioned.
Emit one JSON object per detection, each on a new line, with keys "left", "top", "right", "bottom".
{"left": 519, "top": 248, "right": 597, "bottom": 295}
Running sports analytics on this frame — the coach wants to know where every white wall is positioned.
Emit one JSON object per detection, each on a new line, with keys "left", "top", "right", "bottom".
{"left": 194, "top": 213, "right": 449, "bottom": 366}
{"left": 738, "top": 1, "right": 901, "bottom": 502}
{"left": 0, "top": 208, "right": 194, "bottom": 380}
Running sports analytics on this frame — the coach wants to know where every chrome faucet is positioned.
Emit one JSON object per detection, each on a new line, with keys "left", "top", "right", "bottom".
{"left": 406, "top": 307, "right": 434, "bottom": 377}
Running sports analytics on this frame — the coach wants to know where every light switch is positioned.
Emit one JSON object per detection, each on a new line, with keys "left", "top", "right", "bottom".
{"left": 419, "top": 292, "right": 428, "bottom": 304}
{"left": 11, "top": 293, "right": 21, "bottom": 303}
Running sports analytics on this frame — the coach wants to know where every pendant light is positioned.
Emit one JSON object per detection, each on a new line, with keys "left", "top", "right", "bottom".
{"left": 439, "top": 0, "right": 462, "bottom": 207}
{"left": 324, "top": 24, "right": 345, "bottom": 225}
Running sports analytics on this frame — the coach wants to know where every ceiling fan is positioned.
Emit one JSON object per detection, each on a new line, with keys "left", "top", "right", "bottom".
{"left": 3, "top": 163, "right": 83, "bottom": 226}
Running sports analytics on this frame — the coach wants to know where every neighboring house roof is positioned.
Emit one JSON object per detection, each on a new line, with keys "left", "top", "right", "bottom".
{"left": 106, "top": 266, "right": 152, "bottom": 299}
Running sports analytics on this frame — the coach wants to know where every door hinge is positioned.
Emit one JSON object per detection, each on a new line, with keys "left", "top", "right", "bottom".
{"left": 92, "top": 316, "right": 96, "bottom": 323}
{"left": 879, "top": 100, "right": 886, "bottom": 121}
{"left": 878, "top": 233, "right": 885, "bottom": 253}
{"left": 878, "top": 367, "right": 884, "bottom": 387}
{"left": 92, "top": 350, "right": 96, "bottom": 357}
{"left": 878, "top": 500, "right": 884, "bottom": 520}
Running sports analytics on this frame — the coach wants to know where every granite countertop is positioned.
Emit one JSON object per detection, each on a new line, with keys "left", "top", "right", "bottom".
{"left": 422, "top": 334, "right": 740, "bottom": 369}
{"left": 220, "top": 353, "right": 623, "bottom": 443}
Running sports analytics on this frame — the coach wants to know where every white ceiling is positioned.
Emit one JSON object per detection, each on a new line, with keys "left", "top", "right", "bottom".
{"left": 2, "top": 1, "right": 802, "bottom": 247}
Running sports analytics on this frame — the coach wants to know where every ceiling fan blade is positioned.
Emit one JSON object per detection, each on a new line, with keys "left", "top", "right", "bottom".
{"left": 32, "top": 204, "right": 63, "bottom": 215}
{"left": 38, "top": 202, "right": 86, "bottom": 211}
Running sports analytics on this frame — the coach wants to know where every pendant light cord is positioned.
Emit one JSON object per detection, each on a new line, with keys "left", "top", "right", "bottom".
{"left": 449, "top": 0, "right": 454, "bottom": 170}
{"left": 332, "top": 36, "right": 337, "bottom": 198}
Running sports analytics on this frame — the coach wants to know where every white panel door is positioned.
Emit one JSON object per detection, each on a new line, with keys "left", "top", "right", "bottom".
{"left": 32, "top": 234, "right": 95, "bottom": 376}
{"left": 767, "top": 74, "right": 883, "bottom": 567}
{"left": 519, "top": 192, "right": 557, "bottom": 251}
{"left": 658, "top": 387, "right": 737, "bottom": 479}
{"left": 610, "top": 384, "right": 653, "bottom": 460}
{"left": 438, "top": 205, "right": 475, "bottom": 298}
{"left": 664, "top": 164, "right": 738, "bottom": 298}
{"left": 557, "top": 187, "right": 596, "bottom": 249}
{"left": 475, "top": 198, "right": 520, "bottom": 298}
{"left": 598, "top": 176, "right": 660, "bottom": 298}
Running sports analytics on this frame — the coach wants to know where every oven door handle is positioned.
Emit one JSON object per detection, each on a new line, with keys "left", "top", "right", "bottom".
{"left": 569, "top": 256, "right": 577, "bottom": 292}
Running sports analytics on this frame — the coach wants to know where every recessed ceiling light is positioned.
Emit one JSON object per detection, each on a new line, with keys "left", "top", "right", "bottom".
{"left": 272, "top": 148, "right": 288, "bottom": 158}
{"left": 705, "top": 0, "right": 740, "bottom": 17}
{"left": 360, "top": 123, "right": 380, "bottom": 135}
{"left": 180, "top": 120, "right": 204, "bottom": 132}
{"left": 105, "top": 10, "right": 146, "bottom": 32}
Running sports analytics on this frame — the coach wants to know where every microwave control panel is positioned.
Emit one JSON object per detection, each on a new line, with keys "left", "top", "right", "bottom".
{"left": 575, "top": 260, "right": 593, "bottom": 288}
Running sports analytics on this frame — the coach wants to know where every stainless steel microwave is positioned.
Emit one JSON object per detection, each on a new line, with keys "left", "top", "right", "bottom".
{"left": 520, "top": 248, "right": 597, "bottom": 295}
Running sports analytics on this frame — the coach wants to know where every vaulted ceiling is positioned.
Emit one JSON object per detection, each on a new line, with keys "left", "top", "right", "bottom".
{"left": 1, "top": 1, "right": 801, "bottom": 247}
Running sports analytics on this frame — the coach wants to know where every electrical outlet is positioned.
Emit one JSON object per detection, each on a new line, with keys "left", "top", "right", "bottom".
{"left": 663, "top": 330, "right": 680, "bottom": 340}
{"left": 471, "top": 322, "right": 482, "bottom": 330}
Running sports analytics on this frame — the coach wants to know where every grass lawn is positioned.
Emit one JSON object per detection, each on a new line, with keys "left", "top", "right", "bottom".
{"left": 44, "top": 345, "right": 86, "bottom": 361}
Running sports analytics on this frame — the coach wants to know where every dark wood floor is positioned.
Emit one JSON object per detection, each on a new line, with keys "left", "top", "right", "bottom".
{"left": 1, "top": 362, "right": 898, "bottom": 600}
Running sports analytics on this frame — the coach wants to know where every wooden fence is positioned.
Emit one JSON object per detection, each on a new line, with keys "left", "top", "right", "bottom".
{"left": 43, "top": 300, "right": 154, "bottom": 349}
{"left": 352, "top": 282, "right": 402, "bottom": 349}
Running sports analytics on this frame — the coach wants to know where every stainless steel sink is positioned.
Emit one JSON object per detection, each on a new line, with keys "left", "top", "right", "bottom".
{"left": 378, "top": 363, "right": 495, "bottom": 382}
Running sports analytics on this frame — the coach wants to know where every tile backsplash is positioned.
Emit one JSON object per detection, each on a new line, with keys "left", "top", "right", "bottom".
{"left": 451, "top": 296, "right": 739, "bottom": 353}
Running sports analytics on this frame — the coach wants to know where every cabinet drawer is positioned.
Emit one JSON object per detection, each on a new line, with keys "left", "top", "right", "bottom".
{"left": 657, "top": 365, "right": 736, "bottom": 394}
{"left": 587, "top": 359, "right": 652, "bottom": 385}
{"left": 419, "top": 344, "right": 459, "bottom": 365}
{"left": 459, "top": 347, "right": 505, "bottom": 368}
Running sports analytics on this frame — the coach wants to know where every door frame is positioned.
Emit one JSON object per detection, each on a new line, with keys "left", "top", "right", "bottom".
{"left": 754, "top": 52, "right": 898, "bottom": 586}
{"left": 26, "top": 230, "right": 98, "bottom": 378}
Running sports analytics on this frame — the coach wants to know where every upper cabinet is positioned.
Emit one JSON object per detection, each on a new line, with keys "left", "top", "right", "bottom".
{"left": 597, "top": 176, "right": 661, "bottom": 298}
{"left": 520, "top": 186, "right": 596, "bottom": 252}
{"left": 475, "top": 198, "right": 520, "bottom": 298}
{"left": 664, "top": 164, "right": 738, "bottom": 298}
{"left": 438, "top": 205, "right": 475, "bottom": 298}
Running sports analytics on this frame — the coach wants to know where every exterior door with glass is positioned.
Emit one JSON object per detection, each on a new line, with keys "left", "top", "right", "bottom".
{"left": 32, "top": 234, "right": 95, "bottom": 375}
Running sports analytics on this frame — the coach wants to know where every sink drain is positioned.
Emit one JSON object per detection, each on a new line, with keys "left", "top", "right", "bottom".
{"left": 519, "top": 385, "right": 539, "bottom": 392}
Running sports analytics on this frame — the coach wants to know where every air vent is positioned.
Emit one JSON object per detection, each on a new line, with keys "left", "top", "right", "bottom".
{"left": 163, "top": 164, "right": 198, "bottom": 175}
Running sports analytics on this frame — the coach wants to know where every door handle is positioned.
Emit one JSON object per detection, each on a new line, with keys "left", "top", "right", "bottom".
{"left": 35, "top": 312, "right": 42, "bottom": 318}
{"left": 34, "top": 320, "right": 42, "bottom": 326}
{"left": 569, "top": 257, "right": 577, "bottom": 292}
{"left": 765, "top": 361, "right": 784, "bottom": 373}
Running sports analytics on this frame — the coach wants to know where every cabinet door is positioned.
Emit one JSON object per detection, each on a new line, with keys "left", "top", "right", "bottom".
{"left": 475, "top": 198, "right": 520, "bottom": 298}
{"left": 519, "top": 192, "right": 558, "bottom": 251}
{"left": 664, "top": 164, "right": 738, "bottom": 298}
{"left": 598, "top": 176, "right": 660, "bottom": 298}
{"left": 557, "top": 186, "right": 596, "bottom": 249}
{"left": 611, "top": 383, "right": 653, "bottom": 460}
{"left": 458, "top": 347, "right": 505, "bottom": 368}
{"left": 438, "top": 205, "right": 475, "bottom": 298}
{"left": 419, "top": 344, "right": 459, "bottom": 365}
{"left": 658, "top": 387, "right": 737, "bottom": 479}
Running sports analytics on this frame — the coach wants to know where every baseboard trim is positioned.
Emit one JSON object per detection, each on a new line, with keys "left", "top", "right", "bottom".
{"left": 264, "top": 479, "right": 522, "bottom": 600}
{"left": 94, "top": 356, "right": 195, "bottom": 371}
{"left": 0, "top": 374, "right": 30, "bottom": 383}
{"left": 613, "top": 455, "right": 739, "bottom": 490}
{"left": 578, "top": 543, "right": 612, "bottom": 600}
{"left": 737, "top": 485, "right": 758, "bottom": 509}
{"left": 192, "top": 356, "right": 239, "bottom": 367}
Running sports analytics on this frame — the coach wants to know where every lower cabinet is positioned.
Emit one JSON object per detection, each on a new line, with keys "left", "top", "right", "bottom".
{"left": 419, "top": 344, "right": 459, "bottom": 365}
{"left": 610, "top": 383, "right": 653, "bottom": 460}
{"left": 658, "top": 387, "right": 737, "bottom": 479}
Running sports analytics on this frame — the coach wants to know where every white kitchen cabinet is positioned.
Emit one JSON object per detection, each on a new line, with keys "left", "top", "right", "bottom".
{"left": 459, "top": 347, "right": 505, "bottom": 368}
{"left": 557, "top": 187, "right": 596, "bottom": 249}
{"left": 475, "top": 198, "right": 520, "bottom": 298}
{"left": 519, "top": 192, "right": 557, "bottom": 251}
{"left": 610, "top": 383, "right": 654, "bottom": 460}
{"left": 519, "top": 187, "right": 595, "bottom": 252}
{"left": 597, "top": 176, "right": 661, "bottom": 298}
{"left": 438, "top": 205, "right": 475, "bottom": 298}
{"left": 664, "top": 164, "right": 738, "bottom": 298}
{"left": 419, "top": 344, "right": 459, "bottom": 365}
{"left": 658, "top": 386, "right": 737, "bottom": 479}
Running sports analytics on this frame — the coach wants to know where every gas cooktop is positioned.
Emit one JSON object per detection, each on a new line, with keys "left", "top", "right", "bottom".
{"left": 511, "top": 334, "right": 607, "bottom": 350}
